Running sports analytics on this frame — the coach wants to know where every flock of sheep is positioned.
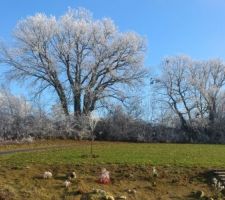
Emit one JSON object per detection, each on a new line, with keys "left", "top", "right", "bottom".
{"left": 43, "top": 170, "right": 76, "bottom": 188}
{"left": 42, "top": 168, "right": 111, "bottom": 187}
{"left": 41, "top": 167, "right": 159, "bottom": 199}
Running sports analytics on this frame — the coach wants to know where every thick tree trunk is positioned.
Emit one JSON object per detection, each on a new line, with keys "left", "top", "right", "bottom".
{"left": 208, "top": 99, "right": 216, "bottom": 124}
{"left": 171, "top": 101, "right": 189, "bottom": 131}
{"left": 74, "top": 92, "right": 81, "bottom": 116}
{"left": 178, "top": 112, "right": 189, "bottom": 131}
{"left": 56, "top": 89, "right": 69, "bottom": 116}
{"left": 54, "top": 80, "right": 69, "bottom": 116}
{"left": 83, "top": 93, "right": 90, "bottom": 115}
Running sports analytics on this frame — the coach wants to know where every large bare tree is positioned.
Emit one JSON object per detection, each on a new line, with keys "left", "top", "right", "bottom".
{"left": 0, "top": 8, "right": 146, "bottom": 117}
{"left": 155, "top": 55, "right": 225, "bottom": 132}
{"left": 189, "top": 59, "right": 225, "bottom": 124}
{"left": 155, "top": 56, "right": 195, "bottom": 131}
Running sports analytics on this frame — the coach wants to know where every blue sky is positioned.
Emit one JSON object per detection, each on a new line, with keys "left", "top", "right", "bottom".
{"left": 0, "top": 0, "right": 225, "bottom": 95}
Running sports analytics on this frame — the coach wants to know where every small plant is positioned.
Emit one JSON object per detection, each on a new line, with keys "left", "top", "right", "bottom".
{"left": 152, "top": 167, "right": 158, "bottom": 177}
{"left": 88, "top": 112, "right": 100, "bottom": 157}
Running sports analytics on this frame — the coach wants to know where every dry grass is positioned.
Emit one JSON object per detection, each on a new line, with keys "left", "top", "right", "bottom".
{"left": 0, "top": 164, "right": 215, "bottom": 200}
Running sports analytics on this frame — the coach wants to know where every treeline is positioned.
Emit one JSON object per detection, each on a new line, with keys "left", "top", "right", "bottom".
{"left": 150, "top": 55, "right": 225, "bottom": 143}
{"left": 1, "top": 84, "right": 225, "bottom": 144}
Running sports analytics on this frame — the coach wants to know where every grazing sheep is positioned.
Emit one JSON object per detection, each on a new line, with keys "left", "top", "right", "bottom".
{"left": 43, "top": 171, "right": 52, "bottom": 179}
{"left": 63, "top": 180, "right": 71, "bottom": 188}
{"left": 67, "top": 171, "right": 77, "bottom": 180}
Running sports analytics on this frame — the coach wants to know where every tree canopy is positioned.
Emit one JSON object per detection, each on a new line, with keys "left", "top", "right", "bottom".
{"left": 0, "top": 8, "right": 147, "bottom": 117}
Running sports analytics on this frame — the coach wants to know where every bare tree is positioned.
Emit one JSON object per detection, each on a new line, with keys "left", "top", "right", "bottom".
{"left": 0, "top": 86, "right": 34, "bottom": 139}
{"left": 0, "top": 8, "right": 147, "bottom": 117}
{"left": 155, "top": 55, "right": 225, "bottom": 136}
{"left": 189, "top": 59, "right": 225, "bottom": 124}
{"left": 155, "top": 56, "right": 195, "bottom": 131}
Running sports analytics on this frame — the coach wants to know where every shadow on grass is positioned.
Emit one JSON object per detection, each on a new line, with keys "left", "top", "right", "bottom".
{"left": 54, "top": 175, "right": 66, "bottom": 181}
{"left": 189, "top": 170, "right": 213, "bottom": 184}
{"left": 32, "top": 175, "right": 43, "bottom": 180}
{"left": 80, "top": 154, "right": 100, "bottom": 159}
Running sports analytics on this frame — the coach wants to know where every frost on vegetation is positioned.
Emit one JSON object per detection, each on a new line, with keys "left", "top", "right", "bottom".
{"left": 0, "top": 7, "right": 146, "bottom": 122}
{"left": 212, "top": 177, "right": 225, "bottom": 192}
{"left": 21, "top": 136, "right": 34, "bottom": 143}
{"left": 0, "top": 7, "right": 148, "bottom": 142}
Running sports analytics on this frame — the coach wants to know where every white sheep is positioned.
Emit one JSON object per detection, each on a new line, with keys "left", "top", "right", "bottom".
{"left": 63, "top": 180, "right": 71, "bottom": 188}
{"left": 67, "top": 171, "right": 77, "bottom": 180}
{"left": 43, "top": 171, "right": 52, "bottom": 179}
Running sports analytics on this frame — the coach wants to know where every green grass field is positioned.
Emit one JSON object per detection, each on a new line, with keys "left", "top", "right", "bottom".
{"left": 0, "top": 140, "right": 224, "bottom": 199}
{"left": 0, "top": 140, "right": 225, "bottom": 168}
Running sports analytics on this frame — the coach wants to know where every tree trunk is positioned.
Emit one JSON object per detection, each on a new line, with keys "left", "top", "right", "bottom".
{"left": 171, "top": 101, "right": 189, "bottom": 131}
{"left": 54, "top": 82, "right": 69, "bottom": 116}
{"left": 74, "top": 92, "right": 81, "bottom": 116}
{"left": 208, "top": 99, "right": 216, "bottom": 124}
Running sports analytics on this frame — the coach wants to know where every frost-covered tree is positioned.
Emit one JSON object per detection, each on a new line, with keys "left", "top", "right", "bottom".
{"left": 0, "top": 8, "right": 146, "bottom": 117}
{"left": 155, "top": 55, "right": 195, "bottom": 131}
{"left": 189, "top": 59, "right": 225, "bottom": 124}
{"left": 0, "top": 87, "right": 31, "bottom": 118}
{"left": 155, "top": 55, "right": 225, "bottom": 132}
{"left": 0, "top": 86, "right": 33, "bottom": 139}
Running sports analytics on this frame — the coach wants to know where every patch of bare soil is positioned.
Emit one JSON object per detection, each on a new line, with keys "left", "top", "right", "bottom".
{"left": 0, "top": 164, "right": 220, "bottom": 200}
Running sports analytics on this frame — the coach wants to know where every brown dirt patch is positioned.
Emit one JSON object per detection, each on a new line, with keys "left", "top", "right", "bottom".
{"left": 0, "top": 164, "right": 218, "bottom": 200}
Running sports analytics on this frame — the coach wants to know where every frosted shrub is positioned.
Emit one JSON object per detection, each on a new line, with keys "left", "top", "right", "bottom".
{"left": 21, "top": 136, "right": 34, "bottom": 143}
{"left": 212, "top": 177, "right": 224, "bottom": 191}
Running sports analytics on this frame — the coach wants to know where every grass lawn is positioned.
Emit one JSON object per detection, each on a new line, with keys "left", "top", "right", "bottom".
{"left": 0, "top": 140, "right": 225, "bottom": 167}
{"left": 0, "top": 140, "right": 224, "bottom": 199}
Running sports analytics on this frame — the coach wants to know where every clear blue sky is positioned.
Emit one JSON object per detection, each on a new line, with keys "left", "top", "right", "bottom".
{"left": 0, "top": 0, "right": 225, "bottom": 95}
